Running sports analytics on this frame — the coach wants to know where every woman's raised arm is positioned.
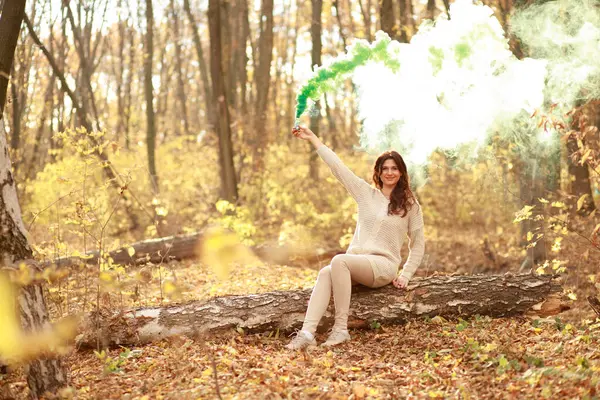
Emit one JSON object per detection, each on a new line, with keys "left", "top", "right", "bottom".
{"left": 292, "top": 126, "right": 371, "bottom": 201}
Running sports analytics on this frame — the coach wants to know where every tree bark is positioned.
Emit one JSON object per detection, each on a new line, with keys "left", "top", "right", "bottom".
{"left": 357, "top": 0, "right": 372, "bottom": 41}
{"left": 208, "top": 0, "right": 238, "bottom": 202}
{"left": 397, "top": 0, "right": 409, "bottom": 43}
{"left": 252, "top": 0, "right": 274, "bottom": 170}
{"left": 170, "top": 0, "right": 190, "bottom": 137}
{"left": 64, "top": 1, "right": 102, "bottom": 132}
{"left": 332, "top": 0, "right": 348, "bottom": 49}
{"left": 426, "top": 0, "right": 436, "bottom": 20}
{"left": 144, "top": 0, "right": 159, "bottom": 193}
{"left": 114, "top": 0, "right": 126, "bottom": 145}
{"left": 183, "top": 0, "right": 213, "bottom": 130}
{"left": 9, "top": 62, "right": 20, "bottom": 151}
{"left": 0, "top": 0, "right": 26, "bottom": 116}
{"left": 308, "top": 0, "right": 322, "bottom": 181}
{"left": 518, "top": 163, "right": 546, "bottom": 272}
{"left": 380, "top": 0, "right": 396, "bottom": 40}
{"left": 567, "top": 101, "right": 599, "bottom": 216}
{"left": 124, "top": 12, "right": 135, "bottom": 149}
{"left": 1, "top": 3, "right": 69, "bottom": 387}
{"left": 77, "top": 274, "right": 567, "bottom": 348}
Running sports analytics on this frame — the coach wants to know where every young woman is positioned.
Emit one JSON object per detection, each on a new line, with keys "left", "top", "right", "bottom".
{"left": 287, "top": 126, "right": 425, "bottom": 349}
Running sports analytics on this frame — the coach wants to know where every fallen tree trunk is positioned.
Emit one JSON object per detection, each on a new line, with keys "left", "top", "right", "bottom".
{"left": 78, "top": 273, "right": 568, "bottom": 348}
{"left": 48, "top": 232, "right": 341, "bottom": 270}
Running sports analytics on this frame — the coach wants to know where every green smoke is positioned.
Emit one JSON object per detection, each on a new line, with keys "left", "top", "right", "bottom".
{"left": 294, "top": 31, "right": 401, "bottom": 121}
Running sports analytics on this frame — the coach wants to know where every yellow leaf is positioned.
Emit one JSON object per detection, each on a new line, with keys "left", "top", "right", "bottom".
{"left": 428, "top": 390, "right": 445, "bottom": 398}
{"left": 536, "top": 266, "right": 546, "bottom": 275}
{"left": 127, "top": 247, "right": 135, "bottom": 257}
{"left": 581, "top": 149, "right": 592, "bottom": 164}
{"left": 199, "top": 226, "right": 257, "bottom": 280}
{"left": 567, "top": 292, "right": 577, "bottom": 301}
{"left": 202, "top": 367, "right": 214, "bottom": 377}
{"left": 577, "top": 194, "right": 589, "bottom": 211}
{"left": 514, "top": 205, "right": 534, "bottom": 223}
{"left": 538, "top": 198, "right": 549, "bottom": 204}
{"left": 0, "top": 273, "right": 21, "bottom": 362}
{"left": 482, "top": 343, "right": 498, "bottom": 352}
{"left": 0, "top": 273, "right": 78, "bottom": 365}
{"left": 163, "top": 280, "right": 181, "bottom": 298}
{"left": 155, "top": 206, "right": 168, "bottom": 217}
{"left": 551, "top": 237, "right": 562, "bottom": 252}
{"left": 14, "top": 262, "right": 33, "bottom": 286}
{"left": 526, "top": 231, "right": 533, "bottom": 242}
{"left": 99, "top": 271, "right": 113, "bottom": 283}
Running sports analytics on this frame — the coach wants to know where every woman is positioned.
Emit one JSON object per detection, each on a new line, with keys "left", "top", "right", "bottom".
{"left": 286, "top": 126, "right": 425, "bottom": 350}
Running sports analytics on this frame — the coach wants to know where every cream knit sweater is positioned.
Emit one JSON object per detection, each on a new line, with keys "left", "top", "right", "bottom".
{"left": 316, "top": 145, "right": 425, "bottom": 285}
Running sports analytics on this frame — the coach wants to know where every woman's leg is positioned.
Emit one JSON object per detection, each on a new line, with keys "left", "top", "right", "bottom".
{"left": 300, "top": 265, "right": 333, "bottom": 335}
{"left": 330, "top": 254, "right": 374, "bottom": 331}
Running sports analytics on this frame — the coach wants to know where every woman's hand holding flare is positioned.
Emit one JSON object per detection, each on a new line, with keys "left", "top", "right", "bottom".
{"left": 292, "top": 126, "right": 322, "bottom": 148}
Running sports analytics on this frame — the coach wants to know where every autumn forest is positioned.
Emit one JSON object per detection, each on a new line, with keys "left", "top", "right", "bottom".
{"left": 0, "top": 0, "right": 599, "bottom": 398}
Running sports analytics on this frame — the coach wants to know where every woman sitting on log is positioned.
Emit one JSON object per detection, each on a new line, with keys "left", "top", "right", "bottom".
{"left": 287, "top": 126, "right": 425, "bottom": 349}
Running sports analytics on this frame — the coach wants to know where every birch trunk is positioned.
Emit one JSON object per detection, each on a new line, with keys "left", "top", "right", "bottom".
{"left": 1, "top": 118, "right": 68, "bottom": 398}
{"left": 77, "top": 274, "right": 567, "bottom": 348}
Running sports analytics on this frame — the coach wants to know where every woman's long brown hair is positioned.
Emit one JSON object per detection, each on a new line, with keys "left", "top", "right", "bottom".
{"left": 372, "top": 151, "right": 416, "bottom": 217}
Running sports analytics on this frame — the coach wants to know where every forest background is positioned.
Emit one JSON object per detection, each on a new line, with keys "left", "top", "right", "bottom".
{"left": 1, "top": 0, "right": 600, "bottom": 398}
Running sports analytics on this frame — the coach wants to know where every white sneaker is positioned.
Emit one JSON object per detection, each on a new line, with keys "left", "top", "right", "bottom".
{"left": 321, "top": 329, "right": 351, "bottom": 347}
{"left": 286, "top": 331, "right": 317, "bottom": 350}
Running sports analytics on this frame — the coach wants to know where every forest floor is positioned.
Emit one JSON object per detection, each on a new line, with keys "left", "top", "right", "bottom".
{"left": 4, "top": 228, "right": 600, "bottom": 399}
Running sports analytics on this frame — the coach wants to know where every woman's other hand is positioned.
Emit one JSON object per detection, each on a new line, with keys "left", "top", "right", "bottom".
{"left": 292, "top": 126, "right": 316, "bottom": 141}
{"left": 392, "top": 276, "right": 409, "bottom": 289}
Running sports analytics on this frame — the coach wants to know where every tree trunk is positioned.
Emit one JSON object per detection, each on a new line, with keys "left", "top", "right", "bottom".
{"left": 170, "top": 0, "right": 190, "bottom": 137}
{"left": 144, "top": 0, "right": 159, "bottom": 193}
{"left": 426, "top": 0, "right": 436, "bottom": 19}
{"left": 1, "top": 3, "right": 69, "bottom": 387}
{"left": 442, "top": 0, "right": 451, "bottom": 19}
{"left": 397, "top": 0, "right": 409, "bottom": 43}
{"left": 567, "top": 101, "right": 599, "bottom": 216}
{"left": 208, "top": 0, "right": 238, "bottom": 202}
{"left": 238, "top": 0, "right": 250, "bottom": 115}
{"left": 380, "top": 0, "right": 396, "bottom": 40}
{"left": 518, "top": 163, "right": 546, "bottom": 272}
{"left": 183, "top": 0, "right": 214, "bottom": 131}
{"left": 1, "top": 121, "right": 68, "bottom": 397}
{"left": 124, "top": 15, "right": 135, "bottom": 149}
{"left": 64, "top": 2, "right": 102, "bottom": 132}
{"left": 308, "top": 0, "right": 322, "bottom": 181}
{"left": 286, "top": 2, "right": 300, "bottom": 136}
{"left": 77, "top": 274, "right": 567, "bottom": 348}
{"left": 49, "top": 231, "right": 342, "bottom": 270}
{"left": 115, "top": 0, "right": 126, "bottom": 145}
{"left": 357, "top": 0, "right": 372, "bottom": 41}
{"left": 0, "top": 0, "right": 26, "bottom": 116}
{"left": 9, "top": 62, "right": 20, "bottom": 152}
{"left": 252, "top": 0, "right": 274, "bottom": 170}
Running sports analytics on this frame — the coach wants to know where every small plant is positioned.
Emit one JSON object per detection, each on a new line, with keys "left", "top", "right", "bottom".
{"left": 456, "top": 318, "right": 469, "bottom": 332}
{"left": 369, "top": 320, "right": 381, "bottom": 330}
{"left": 93, "top": 347, "right": 141, "bottom": 374}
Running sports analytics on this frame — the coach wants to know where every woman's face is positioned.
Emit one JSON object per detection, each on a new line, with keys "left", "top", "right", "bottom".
{"left": 380, "top": 159, "right": 401, "bottom": 187}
